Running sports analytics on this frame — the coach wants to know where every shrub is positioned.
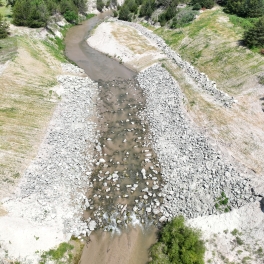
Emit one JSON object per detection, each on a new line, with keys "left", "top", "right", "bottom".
{"left": 96, "top": 0, "right": 104, "bottom": 12}
{"left": 244, "top": 16, "right": 264, "bottom": 48}
{"left": 193, "top": 3, "right": 201, "bottom": 10}
{"left": 140, "top": 0, "right": 155, "bottom": 17}
{"left": 0, "top": 14, "right": 9, "bottom": 39}
{"left": 171, "top": 8, "right": 197, "bottom": 28}
{"left": 236, "top": 236, "right": 244, "bottom": 245}
{"left": 13, "top": 0, "right": 49, "bottom": 28}
{"left": 191, "top": 0, "right": 214, "bottom": 9}
{"left": 63, "top": 10, "right": 78, "bottom": 23}
{"left": 149, "top": 216, "right": 205, "bottom": 264}
{"left": 202, "top": 0, "right": 214, "bottom": 9}
{"left": 119, "top": 4, "right": 130, "bottom": 21}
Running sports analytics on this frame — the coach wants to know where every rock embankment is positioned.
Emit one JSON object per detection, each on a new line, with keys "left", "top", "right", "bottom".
{"left": 137, "top": 64, "right": 257, "bottom": 221}
{"left": 0, "top": 64, "right": 98, "bottom": 261}
{"left": 18, "top": 64, "right": 98, "bottom": 236}
{"left": 117, "top": 19, "right": 235, "bottom": 107}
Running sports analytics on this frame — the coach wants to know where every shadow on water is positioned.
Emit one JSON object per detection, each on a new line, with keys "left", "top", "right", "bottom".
{"left": 64, "top": 11, "right": 135, "bottom": 81}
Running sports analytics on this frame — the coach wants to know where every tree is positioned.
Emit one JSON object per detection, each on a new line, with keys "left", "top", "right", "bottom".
{"left": 6, "top": 0, "right": 16, "bottom": 7}
{"left": 73, "top": 0, "right": 87, "bottom": 13}
{"left": 13, "top": 0, "right": 31, "bottom": 26}
{"left": 119, "top": 4, "right": 130, "bottom": 20}
{"left": 13, "top": 0, "right": 49, "bottom": 27}
{"left": 223, "top": 0, "right": 264, "bottom": 17}
{"left": 0, "top": 14, "right": 9, "bottom": 39}
{"left": 96, "top": 0, "right": 104, "bottom": 12}
{"left": 139, "top": 0, "right": 155, "bottom": 17}
{"left": 192, "top": 0, "right": 215, "bottom": 9}
{"left": 244, "top": 16, "right": 264, "bottom": 48}
{"left": 243, "top": 0, "right": 264, "bottom": 18}
{"left": 149, "top": 216, "right": 205, "bottom": 264}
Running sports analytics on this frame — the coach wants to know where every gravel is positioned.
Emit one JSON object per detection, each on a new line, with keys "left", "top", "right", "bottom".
{"left": 137, "top": 64, "right": 257, "bottom": 221}
{"left": 115, "top": 19, "right": 235, "bottom": 107}
{"left": 4, "top": 64, "right": 99, "bottom": 237}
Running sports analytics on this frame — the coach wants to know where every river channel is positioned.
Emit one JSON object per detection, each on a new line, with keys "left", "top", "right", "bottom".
{"left": 65, "top": 13, "right": 161, "bottom": 263}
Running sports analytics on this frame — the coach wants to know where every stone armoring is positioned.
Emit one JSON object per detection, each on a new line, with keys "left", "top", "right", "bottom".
{"left": 2, "top": 64, "right": 99, "bottom": 240}
{"left": 137, "top": 64, "right": 257, "bottom": 221}
{"left": 113, "top": 18, "right": 235, "bottom": 107}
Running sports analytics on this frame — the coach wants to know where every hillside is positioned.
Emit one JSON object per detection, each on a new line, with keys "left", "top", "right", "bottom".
{"left": 150, "top": 7, "right": 264, "bottom": 175}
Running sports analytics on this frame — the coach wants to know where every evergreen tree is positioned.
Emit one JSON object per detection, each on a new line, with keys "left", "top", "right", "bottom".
{"left": 224, "top": 0, "right": 264, "bottom": 17}
{"left": 244, "top": 16, "right": 264, "bottom": 47}
{"left": 13, "top": 0, "right": 31, "bottom": 26}
{"left": 6, "top": 0, "right": 16, "bottom": 7}
{"left": 73, "top": 0, "right": 87, "bottom": 13}
{"left": 0, "top": 14, "right": 9, "bottom": 39}
{"left": 119, "top": 4, "right": 130, "bottom": 20}
{"left": 244, "top": 0, "right": 264, "bottom": 18}
{"left": 139, "top": 0, "right": 155, "bottom": 17}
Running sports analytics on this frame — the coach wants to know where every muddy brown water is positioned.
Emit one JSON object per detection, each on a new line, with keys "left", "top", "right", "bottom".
{"left": 65, "top": 14, "right": 160, "bottom": 263}
{"left": 64, "top": 11, "right": 135, "bottom": 81}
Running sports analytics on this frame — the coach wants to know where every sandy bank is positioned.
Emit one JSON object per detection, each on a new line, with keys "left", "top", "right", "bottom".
{"left": 87, "top": 21, "right": 165, "bottom": 71}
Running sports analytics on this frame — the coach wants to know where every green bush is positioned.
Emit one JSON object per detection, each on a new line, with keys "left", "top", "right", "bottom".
{"left": 244, "top": 16, "right": 264, "bottom": 48}
{"left": 223, "top": 0, "right": 264, "bottom": 18}
{"left": 193, "top": 3, "right": 201, "bottom": 10}
{"left": 191, "top": 0, "right": 214, "bottom": 9}
{"left": 119, "top": 4, "right": 130, "bottom": 20}
{"left": 0, "top": 14, "right": 9, "bottom": 39}
{"left": 12, "top": 0, "right": 84, "bottom": 27}
{"left": 171, "top": 8, "right": 197, "bottom": 28}
{"left": 149, "top": 216, "right": 205, "bottom": 264}
{"left": 96, "top": 0, "right": 104, "bottom": 12}
{"left": 140, "top": 0, "right": 155, "bottom": 17}
{"left": 63, "top": 10, "right": 78, "bottom": 23}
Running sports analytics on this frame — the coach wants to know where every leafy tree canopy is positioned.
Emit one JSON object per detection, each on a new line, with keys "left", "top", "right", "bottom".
{"left": 149, "top": 216, "right": 205, "bottom": 264}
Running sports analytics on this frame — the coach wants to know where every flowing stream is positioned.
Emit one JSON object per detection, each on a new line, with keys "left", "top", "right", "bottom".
{"left": 65, "top": 13, "right": 160, "bottom": 263}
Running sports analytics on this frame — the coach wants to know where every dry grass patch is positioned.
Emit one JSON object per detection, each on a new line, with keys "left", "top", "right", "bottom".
{"left": 148, "top": 7, "right": 264, "bottom": 174}
{"left": 163, "top": 59, "right": 264, "bottom": 174}
{"left": 112, "top": 23, "right": 157, "bottom": 55}
{"left": 155, "top": 7, "right": 264, "bottom": 95}
{"left": 0, "top": 35, "right": 61, "bottom": 200}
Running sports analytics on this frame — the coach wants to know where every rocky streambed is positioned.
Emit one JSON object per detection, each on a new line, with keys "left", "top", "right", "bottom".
{"left": 83, "top": 63, "right": 258, "bottom": 235}
{"left": 84, "top": 78, "right": 164, "bottom": 231}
